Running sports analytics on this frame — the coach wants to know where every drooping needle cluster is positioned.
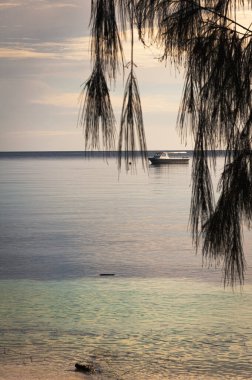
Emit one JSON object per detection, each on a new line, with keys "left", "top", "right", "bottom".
{"left": 80, "top": 0, "right": 252, "bottom": 286}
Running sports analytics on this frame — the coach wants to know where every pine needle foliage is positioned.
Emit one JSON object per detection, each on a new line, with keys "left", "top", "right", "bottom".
{"left": 90, "top": 0, "right": 124, "bottom": 79}
{"left": 83, "top": 0, "right": 252, "bottom": 286}
{"left": 78, "top": 61, "right": 116, "bottom": 150}
{"left": 118, "top": 1, "right": 148, "bottom": 170}
{"left": 118, "top": 69, "right": 147, "bottom": 170}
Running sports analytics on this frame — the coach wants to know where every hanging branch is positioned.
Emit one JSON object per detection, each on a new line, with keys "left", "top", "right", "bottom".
{"left": 176, "top": 8, "right": 251, "bottom": 285}
{"left": 118, "top": 69, "right": 147, "bottom": 170}
{"left": 90, "top": 0, "right": 124, "bottom": 79}
{"left": 202, "top": 155, "right": 246, "bottom": 287}
{"left": 118, "top": 2, "right": 147, "bottom": 170}
{"left": 190, "top": 128, "right": 215, "bottom": 248}
{"left": 78, "top": 60, "right": 116, "bottom": 151}
{"left": 79, "top": 0, "right": 123, "bottom": 151}
{"left": 116, "top": 0, "right": 131, "bottom": 35}
{"left": 84, "top": 0, "right": 252, "bottom": 285}
{"left": 203, "top": 120, "right": 252, "bottom": 286}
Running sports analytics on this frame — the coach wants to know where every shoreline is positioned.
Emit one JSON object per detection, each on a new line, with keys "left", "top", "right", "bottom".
{"left": 0, "top": 363, "right": 93, "bottom": 380}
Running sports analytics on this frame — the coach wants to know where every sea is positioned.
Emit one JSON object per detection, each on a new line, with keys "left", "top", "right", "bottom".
{"left": 0, "top": 151, "right": 251, "bottom": 380}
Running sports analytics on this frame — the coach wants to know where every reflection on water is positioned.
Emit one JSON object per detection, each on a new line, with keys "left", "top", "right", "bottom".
{"left": 0, "top": 157, "right": 220, "bottom": 282}
{"left": 149, "top": 162, "right": 190, "bottom": 175}
{"left": 0, "top": 156, "right": 251, "bottom": 379}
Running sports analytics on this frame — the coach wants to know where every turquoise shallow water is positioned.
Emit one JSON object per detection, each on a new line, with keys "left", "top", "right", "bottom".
{"left": 1, "top": 278, "right": 252, "bottom": 379}
{"left": 0, "top": 154, "right": 252, "bottom": 379}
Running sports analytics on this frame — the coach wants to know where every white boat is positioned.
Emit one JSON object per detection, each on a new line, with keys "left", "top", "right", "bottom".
{"left": 148, "top": 151, "right": 189, "bottom": 164}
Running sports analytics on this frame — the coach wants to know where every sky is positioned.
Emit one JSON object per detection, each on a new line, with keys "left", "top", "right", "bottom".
{"left": 0, "top": 1, "right": 251, "bottom": 152}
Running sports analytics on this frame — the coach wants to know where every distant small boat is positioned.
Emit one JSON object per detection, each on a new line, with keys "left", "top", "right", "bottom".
{"left": 99, "top": 273, "right": 115, "bottom": 276}
{"left": 148, "top": 151, "right": 189, "bottom": 164}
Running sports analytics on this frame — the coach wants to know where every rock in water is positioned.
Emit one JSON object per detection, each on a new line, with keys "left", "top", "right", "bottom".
{"left": 75, "top": 363, "right": 93, "bottom": 373}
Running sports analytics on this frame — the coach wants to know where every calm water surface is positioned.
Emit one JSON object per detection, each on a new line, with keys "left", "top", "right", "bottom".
{"left": 0, "top": 154, "right": 251, "bottom": 379}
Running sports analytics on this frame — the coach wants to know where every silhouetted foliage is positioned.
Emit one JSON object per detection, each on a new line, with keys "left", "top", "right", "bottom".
{"left": 80, "top": 0, "right": 252, "bottom": 286}
{"left": 78, "top": 60, "right": 116, "bottom": 150}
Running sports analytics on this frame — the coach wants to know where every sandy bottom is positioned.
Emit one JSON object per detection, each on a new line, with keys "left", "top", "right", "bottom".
{"left": 0, "top": 362, "right": 245, "bottom": 380}
{"left": 0, "top": 363, "right": 95, "bottom": 380}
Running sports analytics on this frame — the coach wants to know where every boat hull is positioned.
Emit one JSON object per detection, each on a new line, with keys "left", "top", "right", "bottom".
{"left": 149, "top": 158, "right": 189, "bottom": 164}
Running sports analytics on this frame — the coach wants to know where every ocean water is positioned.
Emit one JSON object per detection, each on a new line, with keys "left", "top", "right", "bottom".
{"left": 0, "top": 153, "right": 251, "bottom": 380}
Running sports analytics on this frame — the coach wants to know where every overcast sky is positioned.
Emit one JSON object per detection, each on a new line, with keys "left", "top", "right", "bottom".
{"left": 0, "top": 1, "right": 251, "bottom": 151}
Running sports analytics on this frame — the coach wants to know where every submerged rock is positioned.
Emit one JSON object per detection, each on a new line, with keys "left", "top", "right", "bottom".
{"left": 75, "top": 362, "right": 94, "bottom": 373}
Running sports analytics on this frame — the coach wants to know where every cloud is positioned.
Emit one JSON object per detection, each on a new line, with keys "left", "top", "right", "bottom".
{"left": 0, "top": 0, "right": 79, "bottom": 10}
{"left": 32, "top": 92, "right": 79, "bottom": 108}
{"left": 0, "top": 0, "right": 91, "bottom": 47}
{"left": 142, "top": 95, "right": 180, "bottom": 114}
{"left": 0, "top": 33, "right": 161, "bottom": 65}
{"left": 0, "top": 2, "right": 20, "bottom": 9}
{"left": 111, "top": 93, "right": 180, "bottom": 115}
{"left": 50, "top": 36, "right": 91, "bottom": 61}
{"left": 11, "top": 128, "right": 79, "bottom": 137}
{"left": 0, "top": 47, "right": 57, "bottom": 59}
{"left": 0, "top": 36, "right": 90, "bottom": 61}
{"left": 39, "top": 1, "right": 79, "bottom": 9}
